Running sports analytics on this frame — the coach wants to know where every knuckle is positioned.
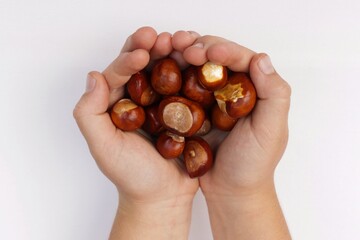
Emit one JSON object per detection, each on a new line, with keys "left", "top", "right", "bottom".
{"left": 72, "top": 102, "right": 84, "bottom": 121}
{"left": 280, "top": 80, "right": 292, "bottom": 98}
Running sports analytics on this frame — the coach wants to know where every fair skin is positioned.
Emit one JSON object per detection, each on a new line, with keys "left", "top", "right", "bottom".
{"left": 74, "top": 26, "right": 292, "bottom": 239}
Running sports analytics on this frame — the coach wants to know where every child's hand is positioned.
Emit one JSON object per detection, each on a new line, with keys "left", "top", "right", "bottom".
{"left": 172, "top": 33, "right": 292, "bottom": 239}
{"left": 73, "top": 27, "right": 201, "bottom": 239}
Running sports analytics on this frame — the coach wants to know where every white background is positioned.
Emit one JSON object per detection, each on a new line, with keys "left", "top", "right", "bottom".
{"left": 1, "top": 0, "right": 360, "bottom": 239}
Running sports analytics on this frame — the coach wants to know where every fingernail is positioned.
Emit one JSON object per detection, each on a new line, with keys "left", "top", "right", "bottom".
{"left": 258, "top": 55, "right": 275, "bottom": 75}
{"left": 188, "top": 31, "right": 200, "bottom": 38}
{"left": 86, "top": 74, "right": 96, "bottom": 92}
{"left": 192, "top": 42, "right": 204, "bottom": 48}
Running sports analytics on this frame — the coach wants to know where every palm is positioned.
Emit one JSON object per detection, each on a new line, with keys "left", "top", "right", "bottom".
{"left": 99, "top": 128, "right": 199, "bottom": 201}
{"left": 200, "top": 98, "right": 289, "bottom": 194}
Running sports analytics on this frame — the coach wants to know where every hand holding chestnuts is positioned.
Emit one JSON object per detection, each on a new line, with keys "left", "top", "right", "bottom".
{"left": 110, "top": 58, "right": 257, "bottom": 178}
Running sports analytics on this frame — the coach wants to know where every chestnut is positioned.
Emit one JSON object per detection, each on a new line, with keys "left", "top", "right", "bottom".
{"left": 110, "top": 99, "right": 145, "bottom": 131}
{"left": 151, "top": 58, "right": 182, "bottom": 95}
{"left": 181, "top": 66, "right": 215, "bottom": 108}
{"left": 127, "top": 70, "right": 160, "bottom": 106}
{"left": 142, "top": 105, "right": 164, "bottom": 136}
{"left": 214, "top": 72, "right": 257, "bottom": 118}
{"left": 198, "top": 62, "right": 228, "bottom": 91}
{"left": 158, "top": 96, "right": 205, "bottom": 137}
{"left": 156, "top": 131, "right": 185, "bottom": 159}
{"left": 195, "top": 116, "right": 212, "bottom": 136}
{"left": 211, "top": 103, "right": 237, "bottom": 131}
{"left": 183, "top": 136, "right": 213, "bottom": 178}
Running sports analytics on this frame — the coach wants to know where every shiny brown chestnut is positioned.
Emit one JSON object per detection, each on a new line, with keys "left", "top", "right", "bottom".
{"left": 198, "top": 62, "right": 228, "bottom": 91}
{"left": 142, "top": 105, "right": 164, "bottom": 136}
{"left": 151, "top": 58, "right": 182, "bottom": 95}
{"left": 156, "top": 131, "right": 185, "bottom": 159}
{"left": 183, "top": 136, "right": 213, "bottom": 178}
{"left": 211, "top": 103, "right": 237, "bottom": 131}
{"left": 127, "top": 71, "right": 160, "bottom": 106}
{"left": 214, "top": 72, "right": 257, "bottom": 119}
{"left": 181, "top": 66, "right": 215, "bottom": 108}
{"left": 195, "top": 116, "right": 212, "bottom": 136}
{"left": 158, "top": 96, "right": 205, "bottom": 137}
{"left": 111, "top": 99, "right": 145, "bottom": 131}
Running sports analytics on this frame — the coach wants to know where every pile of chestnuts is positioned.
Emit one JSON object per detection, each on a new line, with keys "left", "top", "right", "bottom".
{"left": 110, "top": 58, "right": 257, "bottom": 178}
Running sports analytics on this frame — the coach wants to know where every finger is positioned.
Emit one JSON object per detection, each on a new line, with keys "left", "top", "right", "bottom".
{"left": 169, "top": 30, "right": 201, "bottom": 69}
{"left": 103, "top": 27, "right": 158, "bottom": 105}
{"left": 149, "top": 32, "right": 173, "bottom": 60}
{"left": 172, "top": 30, "right": 201, "bottom": 52}
{"left": 73, "top": 71, "right": 120, "bottom": 159}
{"left": 121, "top": 26, "right": 158, "bottom": 53}
{"left": 182, "top": 35, "right": 256, "bottom": 72}
{"left": 103, "top": 49, "right": 151, "bottom": 105}
{"left": 169, "top": 50, "right": 190, "bottom": 69}
{"left": 249, "top": 53, "right": 291, "bottom": 133}
{"left": 207, "top": 42, "right": 256, "bottom": 72}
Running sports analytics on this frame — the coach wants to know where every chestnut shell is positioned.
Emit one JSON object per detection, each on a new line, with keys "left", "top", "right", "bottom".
{"left": 198, "top": 62, "right": 228, "bottom": 91}
{"left": 181, "top": 65, "right": 215, "bottom": 108}
{"left": 214, "top": 72, "right": 257, "bottom": 118}
{"left": 158, "top": 96, "right": 205, "bottom": 137}
{"left": 151, "top": 58, "right": 182, "bottom": 95}
{"left": 127, "top": 71, "right": 160, "bottom": 106}
{"left": 183, "top": 136, "right": 213, "bottom": 178}
{"left": 156, "top": 131, "right": 185, "bottom": 159}
{"left": 111, "top": 99, "right": 145, "bottom": 131}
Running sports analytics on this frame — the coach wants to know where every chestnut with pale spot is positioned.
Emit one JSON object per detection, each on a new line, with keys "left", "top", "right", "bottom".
{"left": 214, "top": 72, "right": 257, "bottom": 119}
{"left": 181, "top": 65, "right": 215, "bottom": 108}
{"left": 195, "top": 117, "right": 212, "bottom": 136}
{"left": 158, "top": 96, "right": 205, "bottom": 137}
{"left": 183, "top": 136, "right": 213, "bottom": 178}
{"left": 110, "top": 99, "right": 145, "bottom": 131}
{"left": 211, "top": 103, "right": 237, "bottom": 131}
{"left": 127, "top": 70, "right": 160, "bottom": 106}
{"left": 156, "top": 131, "right": 185, "bottom": 159}
{"left": 198, "top": 62, "right": 228, "bottom": 91}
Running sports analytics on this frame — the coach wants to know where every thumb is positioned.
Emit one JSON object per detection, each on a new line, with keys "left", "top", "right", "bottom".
{"left": 73, "top": 71, "right": 118, "bottom": 156}
{"left": 249, "top": 53, "right": 291, "bottom": 133}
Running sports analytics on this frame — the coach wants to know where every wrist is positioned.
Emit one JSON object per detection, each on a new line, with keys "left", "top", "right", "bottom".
{"left": 204, "top": 180, "right": 278, "bottom": 217}
{"left": 204, "top": 180, "right": 290, "bottom": 240}
{"left": 110, "top": 194, "right": 194, "bottom": 240}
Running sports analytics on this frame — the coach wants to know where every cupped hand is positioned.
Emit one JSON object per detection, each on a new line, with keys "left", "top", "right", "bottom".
{"left": 172, "top": 33, "right": 291, "bottom": 197}
{"left": 73, "top": 27, "right": 202, "bottom": 204}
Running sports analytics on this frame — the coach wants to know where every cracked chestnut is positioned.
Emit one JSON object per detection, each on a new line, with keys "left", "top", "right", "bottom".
{"left": 214, "top": 72, "right": 257, "bottom": 118}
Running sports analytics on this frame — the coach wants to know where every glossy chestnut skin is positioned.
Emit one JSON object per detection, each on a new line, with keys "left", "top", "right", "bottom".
{"left": 195, "top": 116, "right": 212, "bottom": 136}
{"left": 158, "top": 96, "right": 205, "bottom": 137}
{"left": 111, "top": 99, "right": 145, "bottom": 131}
{"left": 214, "top": 72, "right": 257, "bottom": 118}
{"left": 151, "top": 58, "right": 182, "bottom": 95}
{"left": 127, "top": 71, "right": 160, "bottom": 106}
{"left": 156, "top": 131, "right": 185, "bottom": 159}
{"left": 183, "top": 136, "right": 213, "bottom": 178}
{"left": 142, "top": 105, "right": 164, "bottom": 136}
{"left": 211, "top": 103, "right": 237, "bottom": 131}
{"left": 198, "top": 62, "right": 228, "bottom": 91}
{"left": 181, "top": 66, "right": 215, "bottom": 108}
